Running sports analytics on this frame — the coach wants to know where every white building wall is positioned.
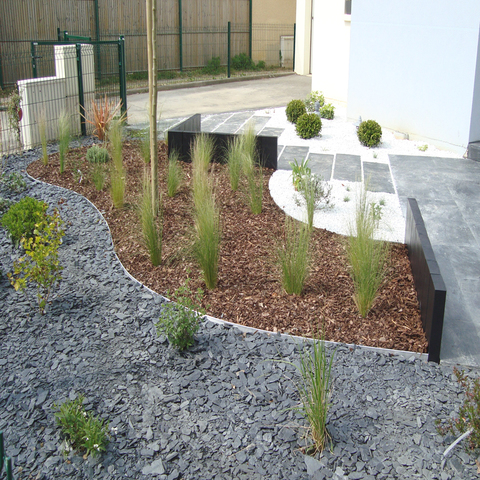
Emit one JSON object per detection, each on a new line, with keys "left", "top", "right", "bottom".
{"left": 311, "top": 0, "right": 351, "bottom": 103}
{"left": 294, "top": 0, "right": 312, "bottom": 75}
{"left": 347, "top": 0, "right": 480, "bottom": 152}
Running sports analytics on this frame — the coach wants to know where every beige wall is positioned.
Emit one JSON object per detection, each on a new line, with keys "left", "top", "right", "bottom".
{"left": 253, "top": 0, "right": 296, "bottom": 25}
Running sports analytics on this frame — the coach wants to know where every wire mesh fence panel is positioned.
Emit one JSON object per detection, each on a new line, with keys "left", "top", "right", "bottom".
{"left": 252, "top": 24, "right": 295, "bottom": 69}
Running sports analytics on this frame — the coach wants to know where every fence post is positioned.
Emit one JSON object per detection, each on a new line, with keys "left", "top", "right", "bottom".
{"left": 94, "top": 0, "right": 102, "bottom": 81}
{"left": 1, "top": 431, "right": 14, "bottom": 480}
{"left": 75, "top": 43, "right": 87, "bottom": 137}
{"left": 118, "top": 36, "right": 127, "bottom": 116}
{"left": 248, "top": 0, "right": 252, "bottom": 59}
{"left": 178, "top": 0, "right": 183, "bottom": 72}
{"left": 293, "top": 23, "right": 296, "bottom": 72}
{"left": 31, "top": 42, "right": 38, "bottom": 79}
{"left": 227, "top": 22, "right": 231, "bottom": 78}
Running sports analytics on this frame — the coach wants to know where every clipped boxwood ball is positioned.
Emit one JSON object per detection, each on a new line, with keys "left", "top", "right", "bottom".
{"left": 295, "top": 113, "right": 322, "bottom": 139}
{"left": 286, "top": 99, "right": 306, "bottom": 124}
{"left": 357, "top": 120, "right": 382, "bottom": 147}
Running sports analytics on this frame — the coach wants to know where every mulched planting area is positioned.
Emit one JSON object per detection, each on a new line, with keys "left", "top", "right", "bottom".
{"left": 27, "top": 141, "right": 427, "bottom": 353}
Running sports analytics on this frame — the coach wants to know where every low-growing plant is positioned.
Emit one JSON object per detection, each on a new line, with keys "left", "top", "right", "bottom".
{"left": 296, "top": 113, "right": 322, "bottom": 139}
{"left": 286, "top": 331, "right": 335, "bottom": 454}
{"left": 139, "top": 173, "right": 162, "bottom": 266}
{"left": 8, "top": 209, "right": 64, "bottom": 314}
{"left": 91, "top": 164, "right": 106, "bottom": 191}
{"left": 436, "top": 367, "right": 480, "bottom": 454}
{"left": 86, "top": 145, "right": 110, "bottom": 164}
{"left": 53, "top": 394, "right": 110, "bottom": 458}
{"left": 290, "top": 158, "right": 311, "bottom": 190}
{"left": 256, "top": 60, "right": 266, "bottom": 70}
{"left": 166, "top": 150, "right": 183, "bottom": 197}
{"left": 277, "top": 216, "right": 311, "bottom": 295}
{"left": 320, "top": 103, "right": 335, "bottom": 120}
{"left": 202, "top": 56, "right": 224, "bottom": 75}
{"left": 357, "top": 119, "right": 382, "bottom": 148}
{"left": 418, "top": 144, "right": 428, "bottom": 152}
{"left": 304, "top": 91, "right": 325, "bottom": 112}
{"left": 156, "top": 278, "right": 205, "bottom": 350}
{"left": 38, "top": 111, "right": 49, "bottom": 165}
{"left": 58, "top": 111, "right": 70, "bottom": 174}
{"left": 298, "top": 173, "right": 333, "bottom": 229}
{"left": 0, "top": 171, "right": 27, "bottom": 193}
{"left": 344, "top": 196, "right": 350, "bottom": 202}
{"left": 286, "top": 99, "right": 307, "bottom": 124}
{"left": 346, "top": 185, "right": 389, "bottom": 317}
{"left": 231, "top": 53, "right": 255, "bottom": 71}
{"left": 0, "top": 197, "right": 14, "bottom": 215}
{"left": 1, "top": 196, "right": 47, "bottom": 247}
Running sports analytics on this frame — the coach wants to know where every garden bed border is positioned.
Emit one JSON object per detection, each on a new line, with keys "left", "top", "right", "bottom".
{"left": 405, "top": 198, "right": 446, "bottom": 363}
{"left": 167, "top": 113, "right": 278, "bottom": 169}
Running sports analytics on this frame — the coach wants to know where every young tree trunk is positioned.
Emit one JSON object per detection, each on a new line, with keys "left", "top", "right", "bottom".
{"left": 146, "top": 0, "right": 158, "bottom": 213}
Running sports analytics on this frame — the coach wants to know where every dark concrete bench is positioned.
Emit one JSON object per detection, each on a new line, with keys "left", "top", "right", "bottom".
{"left": 167, "top": 113, "right": 278, "bottom": 170}
{"left": 405, "top": 198, "right": 446, "bottom": 363}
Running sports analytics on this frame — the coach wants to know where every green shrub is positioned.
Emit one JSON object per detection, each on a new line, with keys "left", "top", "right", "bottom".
{"left": 304, "top": 91, "right": 325, "bottom": 112}
{"left": 1, "top": 196, "right": 47, "bottom": 247}
{"left": 0, "top": 197, "right": 14, "bottom": 216}
{"left": 156, "top": 278, "right": 205, "bottom": 350}
{"left": 231, "top": 53, "right": 255, "bottom": 71}
{"left": 53, "top": 395, "right": 110, "bottom": 458}
{"left": 256, "top": 60, "right": 266, "bottom": 70}
{"left": 320, "top": 103, "right": 335, "bottom": 120}
{"left": 158, "top": 70, "right": 177, "bottom": 80}
{"left": 296, "top": 113, "right": 322, "bottom": 139}
{"left": 86, "top": 145, "right": 110, "bottom": 164}
{"left": 202, "top": 57, "right": 224, "bottom": 75}
{"left": 357, "top": 120, "right": 382, "bottom": 147}
{"left": 286, "top": 100, "right": 307, "bottom": 124}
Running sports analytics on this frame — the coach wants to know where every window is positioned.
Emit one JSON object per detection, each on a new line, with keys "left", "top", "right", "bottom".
{"left": 345, "top": 0, "right": 351, "bottom": 15}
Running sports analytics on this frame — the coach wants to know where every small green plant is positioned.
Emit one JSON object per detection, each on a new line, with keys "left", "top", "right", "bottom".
{"left": 38, "top": 111, "right": 49, "bottom": 165}
{"left": 91, "top": 164, "right": 106, "bottom": 191}
{"left": 304, "top": 91, "right": 325, "bottom": 112}
{"left": 225, "top": 135, "right": 244, "bottom": 191}
{"left": 436, "top": 367, "right": 480, "bottom": 454}
{"left": 286, "top": 332, "right": 334, "bottom": 454}
{"left": 289, "top": 158, "right": 311, "bottom": 190}
{"left": 418, "top": 144, "right": 428, "bottom": 152}
{"left": 298, "top": 173, "right": 332, "bottom": 229}
{"left": 139, "top": 173, "right": 162, "bottom": 266}
{"left": 286, "top": 99, "right": 307, "bottom": 124}
{"left": 320, "top": 103, "right": 335, "bottom": 120}
{"left": 109, "top": 119, "right": 125, "bottom": 208}
{"left": 373, "top": 151, "right": 378, "bottom": 159}
{"left": 231, "top": 53, "right": 255, "bottom": 71}
{"left": 166, "top": 151, "right": 183, "bottom": 197}
{"left": 277, "top": 216, "right": 311, "bottom": 295}
{"left": 256, "top": 60, "right": 266, "bottom": 70}
{"left": 345, "top": 185, "right": 389, "bottom": 317}
{"left": 1, "top": 196, "right": 47, "bottom": 247}
{"left": 357, "top": 120, "right": 382, "bottom": 148}
{"left": 296, "top": 113, "right": 322, "bottom": 139}
{"left": 8, "top": 209, "right": 64, "bottom": 314}
{"left": 86, "top": 145, "right": 110, "bottom": 164}
{"left": 379, "top": 198, "right": 386, "bottom": 207}
{"left": 202, "top": 56, "right": 224, "bottom": 75}
{"left": 344, "top": 196, "right": 350, "bottom": 202}
{"left": 0, "top": 197, "right": 14, "bottom": 215}
{"left": 58, "top": 111, "right": 71, "bottom": 174}
{"left": 1, "top": 172, "right": 27, "bottom": 193}
{"left": 156, "top": 278, "right": 205, "bottom": 350}
{"left": 53, "top": 394, "right": 109, "bottom": 458}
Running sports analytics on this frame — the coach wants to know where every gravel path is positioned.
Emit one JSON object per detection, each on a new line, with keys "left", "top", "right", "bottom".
{"left": 0, "top": 145, "right": 479, "bottom": 479}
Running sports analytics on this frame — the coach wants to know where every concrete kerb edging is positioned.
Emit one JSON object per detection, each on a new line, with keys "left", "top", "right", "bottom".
{"left": 24, "top": 164, "right": 429, "bottom": 364}
{"left": 126, "top": 71, "right": 295, "bottom": 96}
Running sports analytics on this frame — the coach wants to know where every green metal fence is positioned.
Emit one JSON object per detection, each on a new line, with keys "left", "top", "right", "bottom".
{"left": 0, "top": 431, "right": 14, "bottom": 480}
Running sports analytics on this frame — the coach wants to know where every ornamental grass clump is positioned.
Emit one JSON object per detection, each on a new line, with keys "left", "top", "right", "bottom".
{"left": 225, "top": 135, "right": 243, "bottom": 191}
{"left": 166, "top": 150, "right": 183, "bottom": 197}
{"left": 277, "top": 216, "right": 311, "bottom": 295}
{"left": 139, "top": 172, "right": 162, "bottom": 266}
{"left": 109, "top": 119, "right": 125, "bottom": 208}
{"left": 58, "top": 111, "right": 70, "bottom": 174}
{"left": 53, "top": 394, "right": 109, "bottom": 458}
{"left": 346, "top": 184, "right": 389, "bottom": 317}
{"left": 298, "top": 173, "right": 332, "bottom": 230}
{"left": 240, "top": 123, "right": 263, "bottom": 214}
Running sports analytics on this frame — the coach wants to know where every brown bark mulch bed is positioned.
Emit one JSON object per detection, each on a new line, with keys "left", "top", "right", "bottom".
{"left": 27, "top": 141, "right": 428, "bottom": 353}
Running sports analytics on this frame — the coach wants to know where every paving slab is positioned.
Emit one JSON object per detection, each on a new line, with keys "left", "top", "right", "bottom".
{"left": 201, "top": 113, "right": 234, "bottom": 132}
{"left": 213, "top": 111, "right": 255, "bottom": 134}
{"left": 333, "top": 154, "right": 362, "bottom": 182}
{"left": 363, "top": 162, "right": 395, "bottom": 194}
{"left": 278, "top": 146, "right": 309, "bottom": 169}
{"left": 307, "top": 153, "right": 334, "bottom": 181}
{"left": 260, "top": 127, "right": 285, "bottom": 137}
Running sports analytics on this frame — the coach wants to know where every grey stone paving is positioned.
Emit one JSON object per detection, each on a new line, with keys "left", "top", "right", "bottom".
{"left": 363, "top": 162, "right": 396, "bottom": 194}
{"left": 333, "top": 153, "right": 362, "bottom": 182}
{"left": 307, "top": 153, "right": 334, "bottom": 181}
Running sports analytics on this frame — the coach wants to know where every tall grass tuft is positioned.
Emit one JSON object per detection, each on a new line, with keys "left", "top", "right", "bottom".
{"left": 240, "top": 122, "right": 263, "bottom": 214}
{"left": 167, "top": 150, "right": 183, "bottom": 197}
{"left": 58, "top": 111, "right": 70, "bottom": 174}
{"left": 109, "top": 119, "right": 125, "bottom": 208}
{"left": 225, "top": 135, "right": 243, "bottom": 191}
{"left": 38, "top": 111, "right": 48, "bottom": 166}
{"left": 92, "top": 164, "right": 106, "bottom": 191}
{"left": 139, "top": 172, "right": 162, "bottom": 266}
{"left": 140, "top": 128, "right": 150, "bottom": 164}
{"left": 293, "top": 332, "right": 335, "bottom": 454}
{"left": 346, "top": 184, "right": 389, "bottom": 317}
{"left": 299, "top": 174, "right": 332, "bottom": 230}
{"left": 277, "top": 216, "right": 311, "bottom": 295}
{"left": 191, "top": 134, "right": 220, "bottom": 289}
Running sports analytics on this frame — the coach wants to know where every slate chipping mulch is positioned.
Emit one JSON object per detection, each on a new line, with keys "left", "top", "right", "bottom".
{"left": 0, "top": 145, "right": 479, "bottom": 480}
